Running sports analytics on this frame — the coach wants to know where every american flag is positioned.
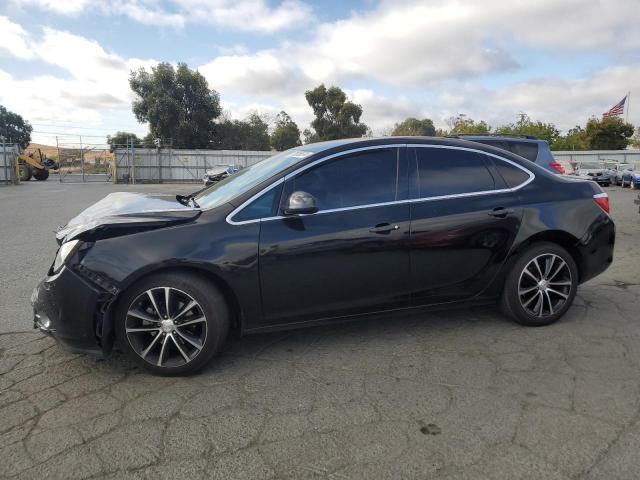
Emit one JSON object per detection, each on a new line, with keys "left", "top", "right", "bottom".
{"left": 603, "top": 96, "right": 627, "bottom": 117}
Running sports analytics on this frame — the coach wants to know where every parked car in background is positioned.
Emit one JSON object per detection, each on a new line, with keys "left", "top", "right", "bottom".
{"left": 605, "top": 162, "right": 633, "bottom": 186}
{"left": 202, "top": 164, "right": 242, "bottom": 186}
{"left": 621, "top": 168, "right": 640, "bottom": 188}
{"left": 446, "top": 134, "right": 565, "bottom": 174}
{"left": 575, "top": 161, "right": 611, "bottom": 186}
{"left": 32, "top": 137, "right": 615, "bottom": 375}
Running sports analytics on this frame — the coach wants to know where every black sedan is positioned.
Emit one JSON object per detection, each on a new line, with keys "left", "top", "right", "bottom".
{"left": 32, "top": 137, "right": 615, "bottom": 375}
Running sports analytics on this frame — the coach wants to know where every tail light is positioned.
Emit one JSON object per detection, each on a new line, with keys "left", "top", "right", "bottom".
{"left": 593, "top": 192, "right": 610, "bottom": 213}
{"left": 549, "top": 162, "right": 565, "bottom": 174}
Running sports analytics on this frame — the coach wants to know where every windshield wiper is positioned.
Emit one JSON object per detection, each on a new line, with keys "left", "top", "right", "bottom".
{"left": 176, "top": 194, "right": 200, "bottom": 209}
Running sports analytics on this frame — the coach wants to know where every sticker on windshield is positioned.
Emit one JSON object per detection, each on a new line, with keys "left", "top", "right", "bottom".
{"left": 289, "top": 150, "right": 313, "bottom": 159}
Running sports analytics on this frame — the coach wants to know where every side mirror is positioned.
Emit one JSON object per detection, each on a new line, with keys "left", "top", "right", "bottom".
{"left": 283, "top": 191, "right": 318, "bottom": 215}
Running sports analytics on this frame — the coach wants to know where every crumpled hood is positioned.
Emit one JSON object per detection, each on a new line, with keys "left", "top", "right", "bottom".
{"left": 56, "top": 192, "right": 200, "bottom": 244}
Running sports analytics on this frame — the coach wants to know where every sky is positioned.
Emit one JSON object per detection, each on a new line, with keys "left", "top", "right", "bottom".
{"left": 0, "top": 0, "right": 639, "bottom": 148}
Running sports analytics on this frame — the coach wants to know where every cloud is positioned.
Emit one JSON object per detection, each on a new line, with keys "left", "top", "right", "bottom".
{"left": 10, "top": 0, "right": 312, "bottom": 33}
{"left": 347, "top": 89, "right": 420, "bottom": 131}
{"left": 199, "top": 51, "right": 310, "bottom": 96}
{"left": 174, "top": 0, "right": 312, "bottom": 33}
{"left": 0, "top": 18, "right": 157, "bottom": 141}
{"left": 192, "top": 0, "right": 640, "bottom": 132}
{"left": 3, "top": 1, "right": 640, "bottom": 144}
{"left": 0, "top": 15, "right": 35, "bottom": 59}
{"left": 12, "top": 0, "right": 91, "bottom": 15}
{"left": 299, "top": 2, "right": 518, "bottom": 87}
{"left": 116, "top": 1, "right": 185, "bottom": 28}
{"left": 440, "top": 63, "right": 640, "bottom": 130}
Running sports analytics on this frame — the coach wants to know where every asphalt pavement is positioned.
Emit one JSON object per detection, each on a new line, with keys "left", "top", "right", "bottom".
{"left": 0, "top": 180, "right": 639, "bottom": 479}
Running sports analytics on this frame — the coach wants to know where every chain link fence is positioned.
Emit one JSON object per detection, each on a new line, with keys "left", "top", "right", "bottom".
{"left": 112, "top": 146, "right": 272, "bottom": 184}
{"left": 56, "top": 137, "right": 113, "bottom": 183}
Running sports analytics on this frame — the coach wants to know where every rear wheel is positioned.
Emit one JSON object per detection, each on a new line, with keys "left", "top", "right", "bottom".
{"left": 115, "top": 272, "right": 229, "bottom": 376}
{"left": 501, "top": 242, "right": 578, "bottom": 326}
{"left": 18, "top": 164, "right": 32, "bottom": 181}
{"left": 33, "top": 168, "right": 50, "bottom": 181}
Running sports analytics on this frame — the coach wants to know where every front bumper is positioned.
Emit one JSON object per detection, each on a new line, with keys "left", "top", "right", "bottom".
{"left": 31, "top": 266, "right": 114, "bottom": 354}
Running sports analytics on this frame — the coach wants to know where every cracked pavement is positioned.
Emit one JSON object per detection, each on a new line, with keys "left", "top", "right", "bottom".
{"left": 1, "top": 182, "right": 639, "bottom": 479}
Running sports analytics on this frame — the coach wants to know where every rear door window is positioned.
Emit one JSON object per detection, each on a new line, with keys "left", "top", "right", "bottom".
{"left": 414, "top": 147, "right": 495, "bottom": 197}
{"left": 491, "top": 159, "right": 530, "bottom": 188}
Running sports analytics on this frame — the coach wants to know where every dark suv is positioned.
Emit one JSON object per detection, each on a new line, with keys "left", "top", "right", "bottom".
{"left": 32, "top": 137, "right": 614, "bottom": 375}
{"left": 447, "top": 135, "right": 565, "bottom": 174}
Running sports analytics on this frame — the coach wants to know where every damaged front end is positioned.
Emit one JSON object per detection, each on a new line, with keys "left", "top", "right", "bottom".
{"left": 33, "top": 192, "right": 202, "bottom": 355}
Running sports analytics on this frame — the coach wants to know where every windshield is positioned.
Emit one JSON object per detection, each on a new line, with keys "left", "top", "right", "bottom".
{"left": 194, "top": 149, "right": 312, "bottom": 209}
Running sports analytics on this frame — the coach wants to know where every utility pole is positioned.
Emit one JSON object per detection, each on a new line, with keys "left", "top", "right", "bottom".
{"left": 1, "top": 135, "right": 6, "bottom": 184}
{"left": 56, "top": 136, "right": 62, "bottom": 182}
{"left": 79, "top": 135, "right": 85, "bottom": 182}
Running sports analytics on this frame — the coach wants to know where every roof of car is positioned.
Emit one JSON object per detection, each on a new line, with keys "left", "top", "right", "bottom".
{"left": 293, "top": 136, "right": 547, "bottom": 175}
{"left": 446, "top": 134, "right": 542, "bottom": 143}
{"left": 298, "top": 135, "right": 531, "bottom": 157}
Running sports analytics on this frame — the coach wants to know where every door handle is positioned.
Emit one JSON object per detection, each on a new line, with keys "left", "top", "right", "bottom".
{"left": 488, "top": 207, "right": 514, "bottom": 218}
{"left": 369, "top": 223, "right": 400, "bottom": 234}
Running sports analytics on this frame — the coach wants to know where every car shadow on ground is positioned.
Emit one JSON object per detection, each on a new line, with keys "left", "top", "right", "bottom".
{"left": 93, "top": 304, "right": 518, "bottom": 377}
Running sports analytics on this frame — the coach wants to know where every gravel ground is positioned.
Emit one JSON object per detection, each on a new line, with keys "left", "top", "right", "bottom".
{"left": 0, "top": 180, "right": 639, "bottom": 479}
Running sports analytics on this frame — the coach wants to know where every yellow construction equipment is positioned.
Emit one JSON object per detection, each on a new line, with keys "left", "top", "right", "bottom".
{"left": 17, "top": 148, "right": 59, "bottom": 181}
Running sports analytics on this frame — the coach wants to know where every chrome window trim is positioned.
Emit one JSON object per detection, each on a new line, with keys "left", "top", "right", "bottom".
{"left": 225, "top": 143, "right": 535, "bottom": 226}
{"left": 225, "top": 178, "right": 285, "bottom": 226}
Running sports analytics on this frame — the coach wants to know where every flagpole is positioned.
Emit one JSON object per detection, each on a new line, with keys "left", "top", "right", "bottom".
{"left": 626, "top": 91, "right": 630, "bottom": 123}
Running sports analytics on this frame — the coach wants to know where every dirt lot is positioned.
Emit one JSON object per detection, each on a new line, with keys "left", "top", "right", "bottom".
{"left": 0, "top": 181, "right": 639, "bottom": 479}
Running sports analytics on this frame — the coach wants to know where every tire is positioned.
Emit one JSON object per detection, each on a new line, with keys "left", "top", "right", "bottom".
{"left": 33, "top": 168, "right": 50, "bottom": 181}
{"left": 18, "top": 164, "right": 32, "bottom": 182}
{"left": 501, "top": 242, "right": 578, "bottom": 327}
{"left": 115, "top": 271, "right": 230, "bottom": 376}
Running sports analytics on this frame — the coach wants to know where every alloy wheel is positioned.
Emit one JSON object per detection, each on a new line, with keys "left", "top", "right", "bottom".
{"left": 125, "top": 287, "right": 207, "bottom": 367}
{"left": 517, "top": 253, "right": 572, "bottom": 317}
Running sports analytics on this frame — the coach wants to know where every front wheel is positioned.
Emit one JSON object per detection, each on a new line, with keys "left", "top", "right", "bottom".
{"left": 115, "top": 272, "right": 229, "bottom": 376}
{"left": 501, "top": 242, "right": 578, "bottom": 326}
{"left": 18, "top": 164, "right": 32, "bottom": 181}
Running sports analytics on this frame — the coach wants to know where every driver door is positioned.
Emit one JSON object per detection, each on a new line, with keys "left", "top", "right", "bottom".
{"left": 258, "top": 146, "right": 411, "bottom": 326}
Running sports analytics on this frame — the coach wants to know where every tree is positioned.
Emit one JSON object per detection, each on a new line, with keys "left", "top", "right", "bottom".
{"left": 304, "top": 84, "right": 368, "bottom": 143}
{"left": 270, "top": 111, "right": 302, "bottom": 151}
{"left": 212, "top": 113, "right": 270, "bottom": 150}
{"left": 106, "top": 132, "right": 142, "bottom": 152}
{"left": 550, "top": 126, "right": 589, "bottom": 151}
{"left": 585, "top": 116, "right": 635, "bottom": 150}
{"left": 129, "top": 63, "right": 222, "bottom": 148}
{"left": 447, "top": 115, "right": 491, "bottom": 135}
{"left": 0, "top": 105, "right": 32, "bottom": 149}
{"left": 630, "top": 128, "right": 640, "bottom": 149}
{"left": 391, "top": 118, "right": 436, "bottom": 136}
{"left": 495, "top": 114, "right": 559, "bottom": 144}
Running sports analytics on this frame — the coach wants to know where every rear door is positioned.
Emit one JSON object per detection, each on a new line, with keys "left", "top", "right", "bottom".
{"left": 258, "top": 146, "right": 412, "bottom": 326}
{"left": 408, "top": 146, "right": 525, "bottom": 305}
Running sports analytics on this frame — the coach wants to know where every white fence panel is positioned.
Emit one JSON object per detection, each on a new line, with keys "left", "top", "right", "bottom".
{"left": 113, "top": 148, "right": 272, "bottom": 183}
{"left": 0, "top": 143, "right": 19, "bottom": 185}
{"left": 553, "top": 150, "right": 640, "bottom": 171}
